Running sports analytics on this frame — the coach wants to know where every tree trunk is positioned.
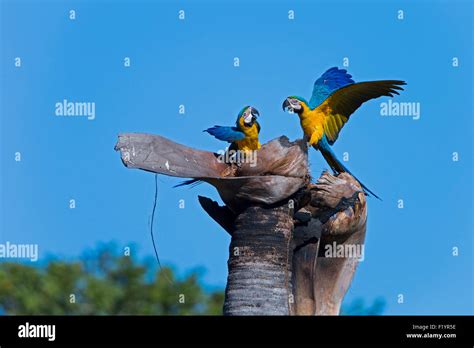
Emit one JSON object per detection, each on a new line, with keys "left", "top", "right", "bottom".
{"left": 223, "top": 203, "right": 294, "bottom": 315}
{"left": 291, "top": 173, "right": 367, "bottom": 315}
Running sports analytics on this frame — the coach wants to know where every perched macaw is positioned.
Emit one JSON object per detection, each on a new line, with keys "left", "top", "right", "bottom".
{"left": 205, "top": 105, "right": 261, "bottom": 152}
{"left": 282, "top": 67, "right": 406, "bottom": 199}
{"left": 175, "top": 105, "right": 260, "bottom": 187}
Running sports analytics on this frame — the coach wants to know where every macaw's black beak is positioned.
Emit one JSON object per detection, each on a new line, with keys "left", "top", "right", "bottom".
{"left": 250, "top": 107, "right": 260, "bottom": 118}
{"left": 282, "top": 99, "right": 290, "bottom": 111}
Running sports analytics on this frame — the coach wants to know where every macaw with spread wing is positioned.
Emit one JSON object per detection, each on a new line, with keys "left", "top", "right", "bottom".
{"left": 282, "top": 67, "right": 406, "bottom": 199}
{"left": 175, "top": 105, "right": 260, "bottom": 187}
{"left": 205, "top": 105, "right": 261, "bottom": 152}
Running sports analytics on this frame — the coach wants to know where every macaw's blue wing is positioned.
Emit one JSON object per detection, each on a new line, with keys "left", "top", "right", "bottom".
{"left": 309, "top": 67, "right": 355, "bottom": 109}
{"left": 204, "top": 126, "right": 245, "bottom": 143}
{"left": 322, "top": 80, "right": 406, "bottom": 145}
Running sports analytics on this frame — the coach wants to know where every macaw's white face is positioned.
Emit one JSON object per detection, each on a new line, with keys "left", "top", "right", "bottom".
{"left": 244, "top": 113, "right": 253, "bottom": 125}
{"left": 241, "top": 106, "right": 260, "bottom": 127}
{"left": 282, "top": 97, "right": 303, "bottom": 114}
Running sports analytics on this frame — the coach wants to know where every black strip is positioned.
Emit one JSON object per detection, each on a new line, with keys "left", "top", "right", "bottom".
{"left": 0, "top": 315, "right": 472, "bottom": 346}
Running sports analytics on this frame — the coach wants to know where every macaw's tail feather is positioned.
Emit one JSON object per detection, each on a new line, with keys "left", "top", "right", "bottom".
{"left": 173, "top": 179, "right": 203, "bottom": 188}
{"left": 315, "top": 136, "right": 381, "bottom": 200}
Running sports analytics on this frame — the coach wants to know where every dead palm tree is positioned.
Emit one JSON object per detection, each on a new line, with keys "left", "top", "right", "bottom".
{"left": 115, "top": 133, "right": 367, "bottom": 315}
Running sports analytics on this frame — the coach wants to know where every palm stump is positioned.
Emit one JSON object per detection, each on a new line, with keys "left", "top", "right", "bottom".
{"left": 115, "top": 133, "right": 367, "bottom": 315}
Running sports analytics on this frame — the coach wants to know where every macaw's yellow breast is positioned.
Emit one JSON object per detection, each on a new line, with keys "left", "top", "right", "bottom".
{"left": 234, "top": 137, "right": 261, "bottom": 152}
{"left": 235, "top": 122, "right": 261, "bottom": 151}
{"left": 298, "top": 105, "right": 326, "bottom": 146}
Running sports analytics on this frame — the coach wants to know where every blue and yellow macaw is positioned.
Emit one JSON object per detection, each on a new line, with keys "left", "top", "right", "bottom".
{"left": 282, "top": 67, "right": 406, "bottom": 199}
{"left": 175, "top": 106, "right": 260, "bottom": 187}
{"left": 205, "top": 105, "right": 261, "bottom": 152}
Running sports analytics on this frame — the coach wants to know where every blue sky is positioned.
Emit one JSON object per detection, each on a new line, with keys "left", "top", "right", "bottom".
{"left": 1, "top": 0, "right": 472, "bottom": 314}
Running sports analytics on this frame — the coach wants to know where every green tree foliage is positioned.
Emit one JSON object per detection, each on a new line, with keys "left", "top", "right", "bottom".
{"left": 0, "top": 243, "right": 382, "bottom": 315}
{"left": 0, "top": 244, "right": 224, "bottom": 315}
